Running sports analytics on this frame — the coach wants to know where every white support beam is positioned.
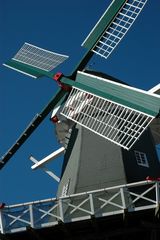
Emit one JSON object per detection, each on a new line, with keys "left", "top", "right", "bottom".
{"left": 29, "top": 155, "right": 60, "bottom": 183}
{"left": 31, "top": 147, "right": 65, "bottom": 170}
{"left": 148, "top": 84, "right": 160, "bottom": 95}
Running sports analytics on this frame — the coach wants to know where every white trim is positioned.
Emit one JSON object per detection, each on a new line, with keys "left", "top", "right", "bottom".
{"left": 3, "top": 64, "right": 37, "bottom": 79}
{"left": 148, "top": 84, "right": 160, "bottom": 95}
{"left": 5, "top": 180, "right": 154, "bottom": 208}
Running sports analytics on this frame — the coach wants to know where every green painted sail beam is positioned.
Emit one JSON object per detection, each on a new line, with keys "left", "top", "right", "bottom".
{"left": 70, "top": 0, "right": 126, "bottom": 77}
{"left": 4, "top": 59, "right": 54, "bottom": 79}
{"left": 82, "top": 0, "right": 126, "bottom": 50}
{"left": 61, "top": 73, "right": 160, "bottom": 117}
{"left": 0, "top": 88, "right": 67, "bottom": 169}
{"left": 1, "top": 0, "right": 150, "bottom": 169}
{"left": 3, "top": 1, "right": 127, "bottom": 80}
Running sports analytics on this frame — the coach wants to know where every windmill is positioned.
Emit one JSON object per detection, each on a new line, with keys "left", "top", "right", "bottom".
{"left": 1, "top": 0, "right": 160, "bottom": 200}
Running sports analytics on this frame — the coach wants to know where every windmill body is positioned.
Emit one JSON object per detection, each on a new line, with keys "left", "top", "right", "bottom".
{"left": 61, "top": 123, "right": 160, "bottom": 190}
{"left": 56, "top": 74, "right": 160, "bottom": 198}
{"left": 1, "top": 0, "right": 160, "bottom": 205}
{"left": 1, "top": 0, "right": 160, "bottom": 238}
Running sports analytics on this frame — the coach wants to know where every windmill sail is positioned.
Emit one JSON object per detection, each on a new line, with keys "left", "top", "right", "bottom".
{"left": 61, "top": 72, "right": 160, "bottom": 150}
{"left": 1, "top": 0, "right": 151, "bottom": 169}
{"left": 82, "top": 0, "right": 148, "bottom": 60}
{"left": 0, "top": 89, "right": 67, "bottom": 169}
{"left": 3, "top": 43, "right": 69, "bottom": 78}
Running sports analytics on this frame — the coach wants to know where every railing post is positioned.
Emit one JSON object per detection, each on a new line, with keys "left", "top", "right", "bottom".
{"left": 0, "top": 210, "right": 5, "bottom": 234}
{"left": 29, "top": 204, "right": 35, "bottom": 228}
{"left": 59, "top": 199, "right": 64, "bottom": 222}
{"left": 154, "top": 181, "right": 160, "bottom": 217}
{"left": 155, "top": 181, "right": 160, "bottom": 207}
{"left": 120, "top": 187, "right": 127, "bottom": 210}
{"left": 89, "top": 193, "right": 95, "bottom": 216}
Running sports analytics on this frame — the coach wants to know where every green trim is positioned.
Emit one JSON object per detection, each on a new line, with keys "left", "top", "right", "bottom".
{"left": 5, "top": 59, "right": 54, "bottom": 79}
{"left": 61, "top": 76, "right": 160, "bottom": 117}
{"left": 82, "top": 0, "right": 126, "bottom": 50}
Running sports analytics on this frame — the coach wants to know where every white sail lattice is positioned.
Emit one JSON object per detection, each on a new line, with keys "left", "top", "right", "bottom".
{"left": 13, "top": 43, "right": 69, "bottom": 72}
{"left": 91, "top": 0, "right": 148, "bottom": 59}
{"left": 61, "top": 88, "right": 154, "bottom": 150}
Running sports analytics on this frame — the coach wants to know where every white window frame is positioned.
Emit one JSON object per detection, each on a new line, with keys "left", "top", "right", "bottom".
{"left": 134, "top": 150, "right": 149, "bottom": 168}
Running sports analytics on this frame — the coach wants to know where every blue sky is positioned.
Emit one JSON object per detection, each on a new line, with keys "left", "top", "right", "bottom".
{"left": 0, "top": 0, "right": 160, "bottom": 205}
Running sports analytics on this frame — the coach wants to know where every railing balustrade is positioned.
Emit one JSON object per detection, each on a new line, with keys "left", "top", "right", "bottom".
{"left": 0, "top": 180, "right": 159, "bottom": 234}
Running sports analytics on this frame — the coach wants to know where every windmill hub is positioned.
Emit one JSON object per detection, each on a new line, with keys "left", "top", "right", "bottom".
{"left": 51, "top": 115, "right": 59, "bottom": 123}
{"left": 53, "top": 72, "right": 72, "bottom": 91}
{"left": 53, "top": 72, "right": 63, "bottom": 81}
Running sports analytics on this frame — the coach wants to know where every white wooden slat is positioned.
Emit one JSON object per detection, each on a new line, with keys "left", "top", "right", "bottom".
{"left": 13, "top": 42, "right": 69, "bottom": 72}
{"left": 61, "top": 88, "right": 153, "bottom": 150}
{"left": 92, "top": 0, "right": 148, "bottom": 59}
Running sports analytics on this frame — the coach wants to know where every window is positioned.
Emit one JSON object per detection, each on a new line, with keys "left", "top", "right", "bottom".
{"left": 134, "top": 151, "right": 149, "bottom": 167}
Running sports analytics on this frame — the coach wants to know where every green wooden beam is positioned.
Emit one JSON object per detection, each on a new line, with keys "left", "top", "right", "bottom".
{"left": 82, "top": 0, "right": 126, "bottom": 50}
{"left": 4, "top": 59, "right": 54, "bottom": 79}
{"left": 0, "top": 88, "right": 67, "bottom": 170}
{"left": 70, "top": 0, "right": 126, "bottom": 77}
{"left": 61, "top": 73, "right": 160, "bottom": 117}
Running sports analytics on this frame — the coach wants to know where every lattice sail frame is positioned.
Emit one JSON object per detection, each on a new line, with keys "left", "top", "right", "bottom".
{"left": 61, "top": 88, "right": 154, "bottom": 150}
{"left": 12, "top": 42, "right": 69, "bottom": 72}
{"left": 82, "top": 0, "right": 148, "bottom": 59}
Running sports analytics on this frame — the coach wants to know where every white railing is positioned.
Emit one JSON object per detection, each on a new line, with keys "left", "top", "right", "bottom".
{"left": 0, "top": 180, "right": 159, "bottom": 234}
